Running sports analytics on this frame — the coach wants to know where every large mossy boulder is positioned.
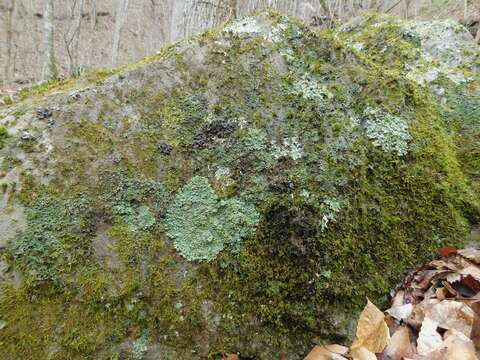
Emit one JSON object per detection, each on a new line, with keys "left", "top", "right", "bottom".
{"left": 0, "top": 11, "right": 479, "bottom": 359}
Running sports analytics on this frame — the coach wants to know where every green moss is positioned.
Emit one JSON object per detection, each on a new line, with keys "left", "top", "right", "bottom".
{"left": 0, "top": 268, "right": 148, "bottom": 359}
{"left": 108, "top": 224, "right": 152, "bottom": 264}
{"left": 16, "top": 78, "right": 74, "bottom": 102}
{"left": 0, "top": 125, "right": 9, "bottom": 149}
{"left": 19, "top": 136, "right": 38, "bottom": 153}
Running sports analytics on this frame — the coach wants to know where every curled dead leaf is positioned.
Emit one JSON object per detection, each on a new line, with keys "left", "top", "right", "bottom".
{"left": 459, "top": 248, "right": 480, "bottom": 265}
{"left": 383, "top": 327, "right": 415, "bottom": 360}
{"left": 324, "top": 344, "right": 349, "bottom": 355}
{"left": 425, "top": 300, "right": 474, "bottom": 337}
{"left": 416, "top": 270, "right": 450, "bottom": 290}
{"left": 304, "top": 345, "right": 347, "bottom": 360}
{"left": 350, "top": 346, "right": 376, "bottom": 360}
{"left": 407, "top": 299, "right": 440, "bottom": 329}
{"left": 351, "top": 299, "right": 389, "bottom": 354}
{"left": 387, "top": 303, "right": 413, "bottom": 322}
{"left": 439, "top": 247, "right": 457, "bottom": 258}
{"left": 417, "top": 318, "right": 443, "bottom": 356}
{"left": 460, "top": 266, "right": 480, "bottom": 283}
{"left": 462, "top": 275, "right": 480, "bottom": 293}
{"left": 443, "top": 329, "right": 478, "bottom": 360}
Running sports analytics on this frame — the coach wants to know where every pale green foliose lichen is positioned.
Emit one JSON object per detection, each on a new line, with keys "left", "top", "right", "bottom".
{"left": 225, "top": 17, "right": 262, "bottom": 35}
{"left": 291, "top": 73, "right": 334, "bottom": 105}
{"left": 362, "top": 107, "right": 411, "bottom": 156}
{"left": 114, "top": 204, "right": 156, "bottom": 233}
{"left": 131, "top": 332, "right": 149, "bottom": 360}
{"left": 264, "top": 22, "right": 288, "bottom": 43}
{"left": 319, "top": 198, "right": 342, "bottom": 232}
{"left": 165, "top": 176, "right": 260, "bottom": 261}
{"left": 272, "top": 137, "right": 304, "bottom": 160}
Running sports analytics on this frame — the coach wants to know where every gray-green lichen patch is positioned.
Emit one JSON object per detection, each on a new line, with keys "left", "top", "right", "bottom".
{"left": 291, "top": 73, "right": 334, "bottom": 103}
{"left": 165, "top": 176, "right": 259, "bottom": 261}
{"left": 272, "top": 136, "right": 304, "bottom": 160}
{"left": 10, "top": 194, "right": 95, "bottom": 284}
{"left": 224, "top": 16, "right": 263, "bottom": 36}
{"left": 359, "top": 107, "right": 411, "bottom": 156}
{"left": 403, "top": 19, "right": 478, "bottom": 67}
{"left": 339, "top": 13, "right": 478, "bottom": 89}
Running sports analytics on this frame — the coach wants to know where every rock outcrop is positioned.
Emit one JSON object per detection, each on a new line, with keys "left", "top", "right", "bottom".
{"left": 0, "top": 11, "right": 479, "bottom": 359}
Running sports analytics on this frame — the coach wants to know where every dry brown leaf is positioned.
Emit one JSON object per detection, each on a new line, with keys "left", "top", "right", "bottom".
{"left": 461, "top": 266, "right": 480, "bottom": 283}
{"left": 469, "top": 302, "right": 480, "bottom": 350}
{"left": 446, "top": 272, "right": 462, "bottom": 284}
{"left": 417, "top": 318, "right": 443, "bottom": 356}
{"left": 443, "top": 329, "right": 478, "bottom": 360}
{"left": 303, "top": 346, "right": 331, "bottom": 360}
{"left": 303, "top": 345, "right": 347, "bottom": 360}
{"left": 416, "top": 270, "right": 449, "bottom": 290}
{"left": 383, "top": 326, "right": 415, "bottom": 360}
{"left": 391, "top": 290, "right": 406, "bottom": 308}
{"left": 429, "top": 259, "right": 460, "bottom": 272}
{"left": 306, "top": 248, "right": 480, "bottom": 360}
{"left": 351, "top": 299, "right": 389, "bottom": 354}
{"left": 350, "top": 346, "right": 376, "bottom": 360}
{"left": 459, "top": 249, "right": 480, "bottom": 265}
{"left": 324, "top": 344, "right": 349, "bottom": 355}
{"left": 425, "top": 300, "right": 474, "bottom": 337}
{"left": 439, "top": 247, "right": 458, "bottom": 258}
{"left": 441, "top": 280, "right": 458, "bottom": 298}
{"left": 407, "top": 299, "right": 440, "bottom": 329}
{"left": 436, "top": 286, "right": 457, "bottom": 300}
{"left": 462, "top": 275, "right": 480, "bottom": 293}
{"left": 386, "top": 303, "right": 413, "bottom": 322}
{"left": 436, "top": 287, "right": 447, "bottom": 300}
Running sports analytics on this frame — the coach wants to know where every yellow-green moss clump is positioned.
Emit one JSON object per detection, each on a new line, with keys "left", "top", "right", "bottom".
{"left": 0, "top": 11, "right": 479, "bottom": 360}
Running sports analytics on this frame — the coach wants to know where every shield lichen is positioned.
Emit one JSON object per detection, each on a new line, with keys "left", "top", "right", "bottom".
{"left": 165, "top": 176, "right": 260, "bottom": 261}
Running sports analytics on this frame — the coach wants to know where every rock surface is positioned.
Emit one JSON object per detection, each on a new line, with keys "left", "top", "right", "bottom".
{"left": 0, "top": 11, "right": 479, "bottom": 359}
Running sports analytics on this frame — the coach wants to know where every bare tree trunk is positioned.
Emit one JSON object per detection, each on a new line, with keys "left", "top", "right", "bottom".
{"left": 231, "top": 0, "right": 238, "bottom": 18}
{"left": 42, "top": 0, "right": 58, "bottom": 80}
{"left": 403, "top": 0, "right": 409, "bottom": 19}
{"left": 111, "top": 0, "right": 130, "bottom": 67}
{"left": 4, "top": 0, "right": 16, "bottom": 86}
{"left": 385, "top": 0, "right": 402, "bottom": 14}
{"left": 464, "top": 0, "right": 468, "bottom": 21}
{"left": 91, "top": 0, "right": 97, "bottom": 29}
{"left": 73, "top": 0, "right": 85, "bottom": 74}
{"left": 28, "top": 0, "right": 38, "bottom": 82}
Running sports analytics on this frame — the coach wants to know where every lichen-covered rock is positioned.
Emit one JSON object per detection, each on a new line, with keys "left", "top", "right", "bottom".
{"left": 0, "top": 11, "right": 479, "bottom": 360}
